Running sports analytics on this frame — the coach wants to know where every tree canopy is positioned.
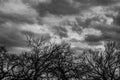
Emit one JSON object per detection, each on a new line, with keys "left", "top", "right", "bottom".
{"left": 0, "top": 35, "right": 120, "bottom": 80}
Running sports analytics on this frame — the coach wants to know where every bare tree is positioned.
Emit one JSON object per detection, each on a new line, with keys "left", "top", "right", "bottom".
{"left": 84, "top": 41, "right": 120, "bottom": 80}
{"left": 0, "top": 46, "right": 8, "bottom": 80}
{"left": 12, "top": 34, "right": 70, "bottom": 80}
{"left": 0, "top": 33, "right": 94, "bottom": 80}
{"left": 0, "top": 46, "right": 19, "bottom": 80}
{"left": 45, "top": 42, "right": 92, "bottom": 80}
{"left": 13, "top": 33, "right": 90, "bottom": 80}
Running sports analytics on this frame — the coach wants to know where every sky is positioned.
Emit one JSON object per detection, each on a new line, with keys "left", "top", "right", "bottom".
{"left": 0, "top": 0, "right": 120, "bottom": 53}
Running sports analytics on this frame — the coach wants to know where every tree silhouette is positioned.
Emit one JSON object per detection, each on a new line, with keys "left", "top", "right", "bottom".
{"left": 0, "top": 46, "right": 19, "bottom": 80}
{"left": 84, "top": 41, "right": 120, "bottom": 80}
{"left": 2, "top": 34, "right": 120, "bottom": 80}
{"left": 12, "top": 34, "right": 90, "bottom": 80}
{"left": 11, "top": 34, "right": 76, "bottom": 80}
{"left": 0, "top": 46, "right": 8, "bottom": 80}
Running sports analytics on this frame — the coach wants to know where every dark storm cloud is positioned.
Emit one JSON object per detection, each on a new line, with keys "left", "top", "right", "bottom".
{"left": 85, "top": 24, "right": 120, "bottom": 44}
{"left": 52, "top": 26, "right": 68, "bottom": 38}
{"left": 85, "top": 32, "right": 120, "bottom": 43}
{"left": 93, "top": 0, "right": 120, "bottom": 5}
{"left": 85, "top": 35, "right": 103, "bottom": 42}
{"left": 75, "top": 18, "right": 97, "bottom": 28}
{"left": 0, "top": 17, "right": 5, "bottom": 24}
{"left": 113, "top": 13, "right": 120, "bottom": 26}
{"left": 71, "top": 25, "right": 82, "bottom": 34}
{"left": 22, "top": 0, "right": 52, "bottom": 5}
{"left": 64, "top": 19, "right": 83, "bottom": 34}
{"left": 0, "top": 25, "right": 25, "bottom": 47}
{"left": 35, "top": 0, "right": 80, "bottom": 16}
{"left": 0, "top": 12, "right": 35, "bottom": 24}
{"left": 84, "top": 35, "right": 102, "bottom": 46}
{"left": 0, "top": 0, "right": 120, "bottom": 51}
{"left": 94, "top": 25, "right": 120, "bottom": 34}
{"left": 75, "top": 0, "right": 119, "bottom": 5}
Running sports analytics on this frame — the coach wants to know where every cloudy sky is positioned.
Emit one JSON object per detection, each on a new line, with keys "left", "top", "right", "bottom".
{"left": 0, "top": 0, "right": 120, "bottom": 53}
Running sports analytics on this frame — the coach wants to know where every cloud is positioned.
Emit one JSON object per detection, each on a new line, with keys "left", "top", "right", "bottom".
{"left": 20, "top": 23, "right": 53, "bottom": 36}
{"left": 85, "top": 31, "right": 120, "bottom": 43}
{"left": 113, "top": 12, "right": 120, "bottom": 26}
{"left": 32, "top": 0, "right": 52, "bottom": 4}
{"left": 23, "top": 0, "right": 52, "bottom": 6}
{"left": 82, "top": 28, "right": 102, "bottom": 36}
{"left": 19, "top": 23, "right": 62, "bottom": 43}
{"left": 0, "top": 13, "right": 36, "bottom": 24}
{"left": 79, "top": 6, "right": 118, "bottom": 27}
{"left": 75, "top": 0, "right": 120, "bottom": 6}
{"left": 65, "top": 5, "right": 119, "bottom": 46}
{"left": 39, "top": 12, "right": 103, "bottom": 47}
{"left": 85, "top": 35, "right": 103, "bottom": 43}
{"left": 79, "top": 27, "right": 102, "bottom": 46}
{"left": 84, "top": 23, "right": 120, "bottom": 44}
{"left": 0, "top": 22, "right": 25, "bottom": 47}
{"left": 37, "top": 0, "right": 51, "bottom": 3}
{"left": 0, "top": 22, "right": 53, "bottom": 52}
{"left": 41, "top": 14, "right": 77, "bottom": 26}
{"left": 70, "top": 40, "right": 104, "bottom": 50}
{"left": 41, "top": 14, "right": 66, "bottom": 25}
{"left": 93, "top": 0, "right": 120, "bottom": 5}
{"left": 79, "top": 5, "right": 120, "bottom": 44}
{"left": 52, "top": 26, "right": 68, "bottom": 38}
{"left": 0, "top": 0, "right": 39, "bottom": 23}
{"left": 0, "top": 0, "right": 120, "bottom": 53}
{"left": 35, "top": 0, "right": 80, "bottom": 16}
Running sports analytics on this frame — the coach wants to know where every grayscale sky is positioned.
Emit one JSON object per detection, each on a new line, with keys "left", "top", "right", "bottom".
{"left": 0, "top": 0, "right": 120, "bottom": 53}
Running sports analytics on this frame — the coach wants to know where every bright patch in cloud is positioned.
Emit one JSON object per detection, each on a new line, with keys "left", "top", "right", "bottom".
{"left": 82, "top": 28, "right": 102, "bottom": 36}
{"left": 81, "top": 6, "right": 118, "bottom": 25}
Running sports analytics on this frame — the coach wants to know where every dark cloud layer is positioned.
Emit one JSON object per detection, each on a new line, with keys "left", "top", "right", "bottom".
{"left": 85, "top": 24, "right": 120, "bottom": 44}
{"left": 0, "top": 25, "right": 25, "bottom": 47}
{"left": 0, "top": 13, "right": 35, "bottom": 24}
{"left": 52, "top": 26, "right": 68, "bottom": 38}
{"left": 75, "top": 0, "right": 119, "bottom": 5}
{"left": 113, "top": 13, "right": 120, "bottom": 26}
{"left": 35, "top": 0, "right": 80, "bottom": 16}
{"left": 33, "top": 0, "right": 120, "bottom": 16}
{"left": 62, "top": 20, "right": 82, "bottom": 34}
{"left": 0, "top": 0, "right": 120, "bottom": 52}
{"left": 85, "top": 32, "right": 120, "bottom": 43}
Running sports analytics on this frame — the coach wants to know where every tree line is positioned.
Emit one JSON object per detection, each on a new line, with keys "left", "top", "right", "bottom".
{"left": 0, "top": 35, "right": 120, "bottom": 80}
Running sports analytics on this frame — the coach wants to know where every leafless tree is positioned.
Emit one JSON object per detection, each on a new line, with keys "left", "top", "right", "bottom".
{"left": 0, "top": 46, "right": 20, "bottom": 80}
{"left": 84, "top": 41, "right": 120, "bottom": 80}
{"left": 13, "top": 33, "right": 90, "bottom": 80}
{"left": 0, "top": 33, "right": 103, "bottom": 80}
